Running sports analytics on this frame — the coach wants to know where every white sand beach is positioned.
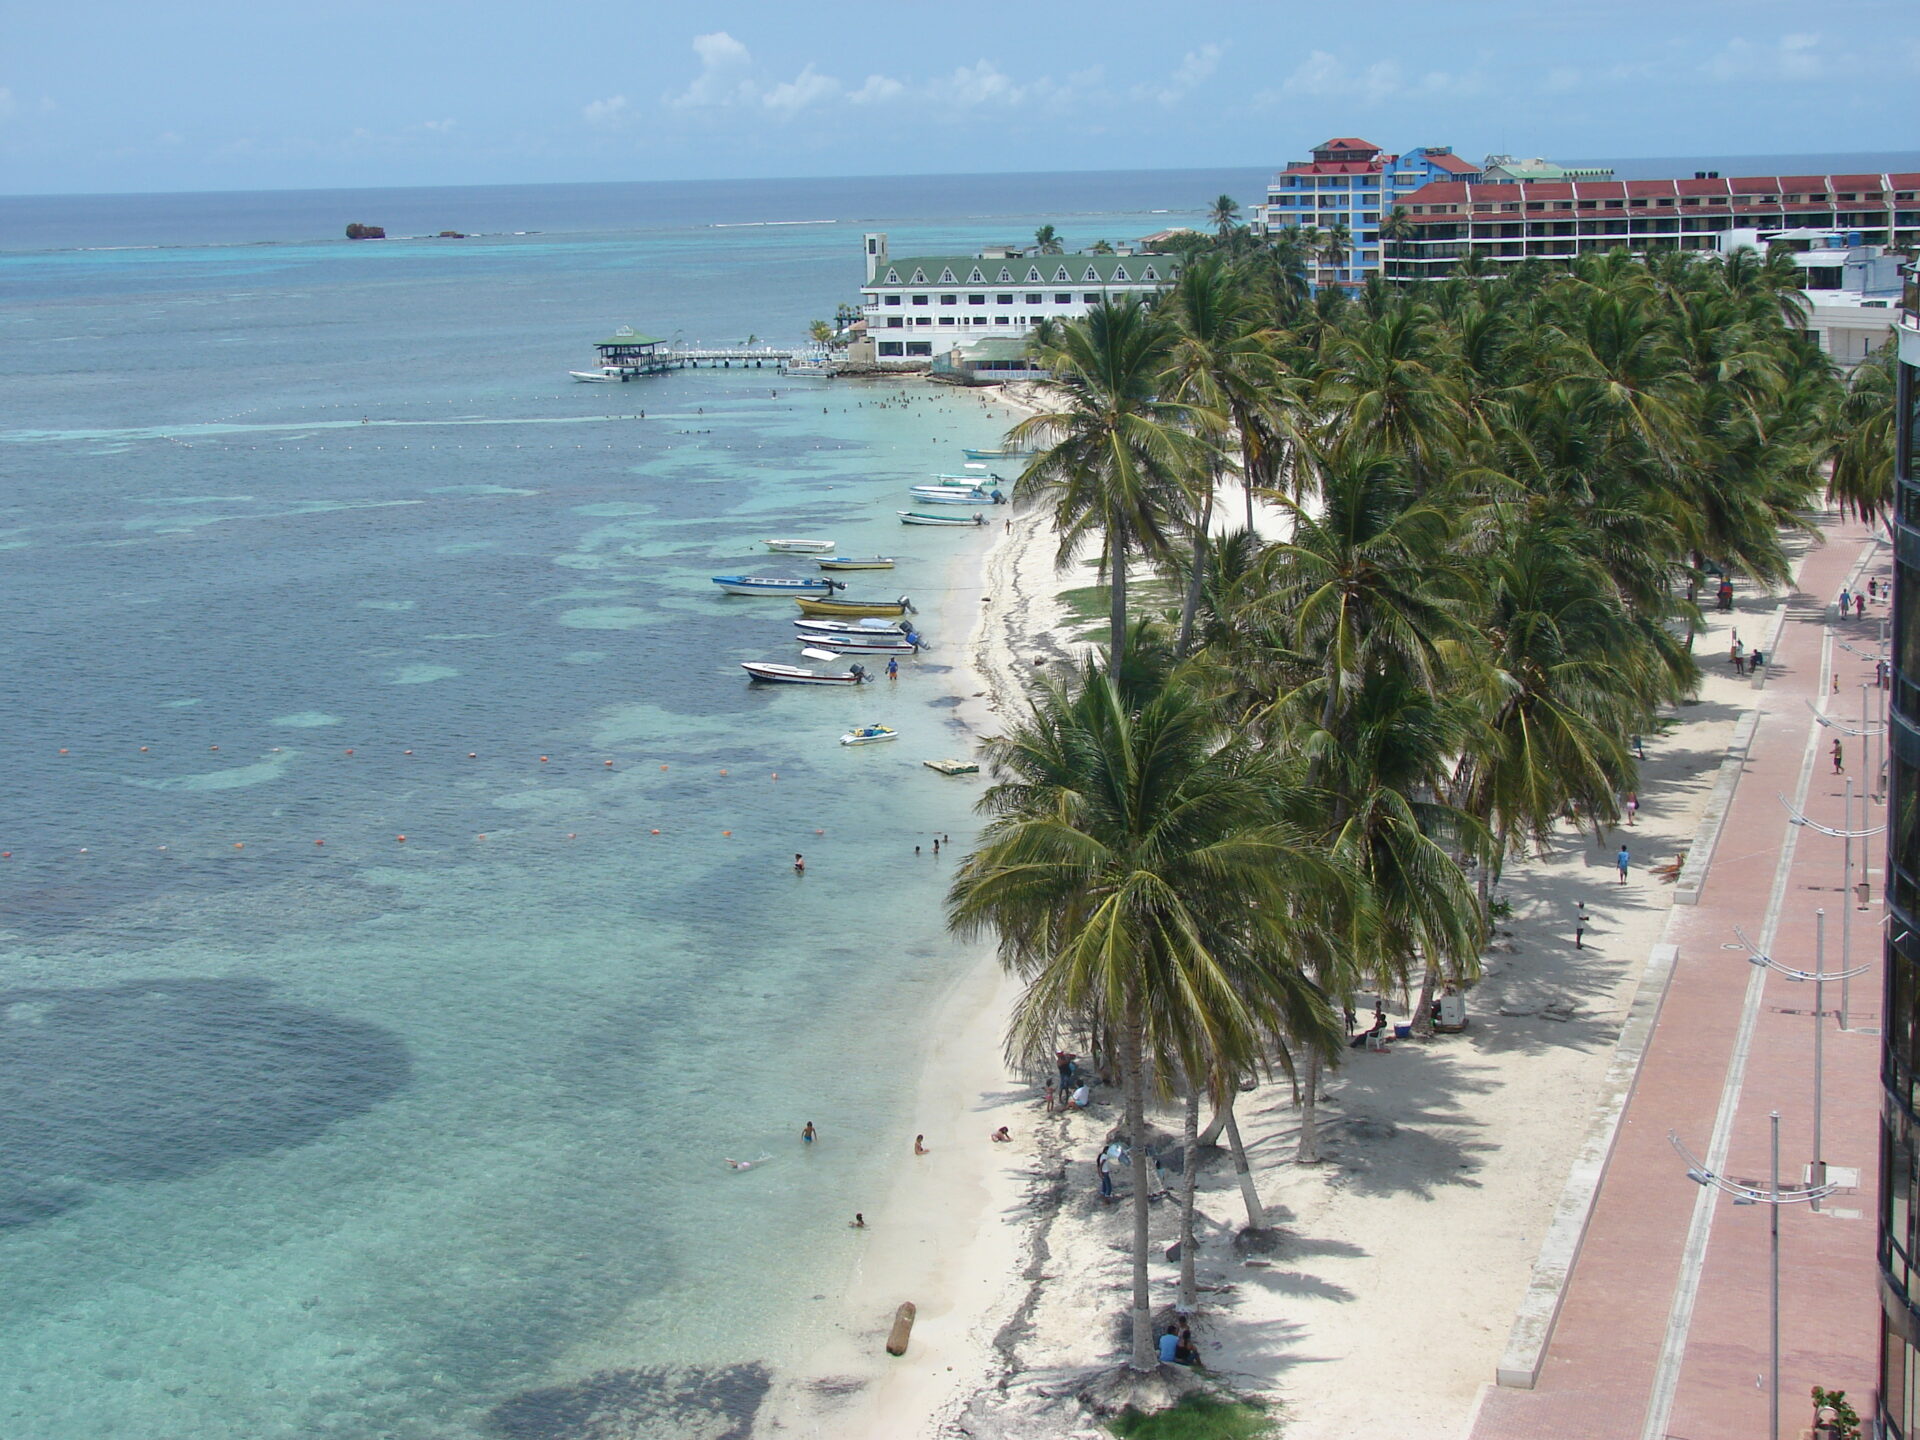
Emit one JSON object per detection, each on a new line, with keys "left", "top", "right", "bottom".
{"left": 763, "top": 382, "right": 1815, "bottom": 1440}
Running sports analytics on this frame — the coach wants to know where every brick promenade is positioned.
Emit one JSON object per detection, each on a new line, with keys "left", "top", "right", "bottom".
{"left": 1469, "top": 516, "right": 1889, "bottom": 1440}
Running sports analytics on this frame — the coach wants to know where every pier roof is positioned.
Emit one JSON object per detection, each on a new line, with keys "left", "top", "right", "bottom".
{"left": 866, "top": 253, "right": 1181, "bottom": 287}
{"left": 596, "top": 329, "right": 665, "bottom": 347}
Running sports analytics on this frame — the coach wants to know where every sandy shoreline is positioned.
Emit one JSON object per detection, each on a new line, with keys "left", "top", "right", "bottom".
{"left": 764, "top": 382, "right": 1809, "bottom": 1440}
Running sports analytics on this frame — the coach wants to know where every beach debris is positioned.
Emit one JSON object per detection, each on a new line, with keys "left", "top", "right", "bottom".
{"left": 1541, "top": 999, "right": 1580, "bottom": 1023}
{"left": 1497, "top": 1001, "right": 1540, "bottom": 1017}
{"left": 885, "top": 1301, "right": 917, "bottom": 1357}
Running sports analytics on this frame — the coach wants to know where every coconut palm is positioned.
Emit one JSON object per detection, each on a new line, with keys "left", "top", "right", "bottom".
{"left": 1378, "top": 207, "right": 1416, "bottom": 279}
{"left": 807, "top": 319, "right": 834, "bottom": 345}
{"left": 1318, "top": 221, "right": 1354, "bottom": 286}
{"left": 1208, "top": 195, "right": 1241, "bottom": 242}
{"left": 1091, "top": 238, "right": 1116, "bottom": 255}
{"left": 1009, "top": 299, "right": 1204, "bottom": 672}
{"left": 1033, "top": 224, "right": 1064, "bottom": 255}
{"left": 1829, "top": 343, "right": 1897, "bottom": 523}
{"left": 948, "top": 665, "right": 1345, "bottom": 1369}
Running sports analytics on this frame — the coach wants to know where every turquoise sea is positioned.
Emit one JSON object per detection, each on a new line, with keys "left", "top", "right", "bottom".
{"left": 0, "top": 168, "right": 1264, "bottom": 1440}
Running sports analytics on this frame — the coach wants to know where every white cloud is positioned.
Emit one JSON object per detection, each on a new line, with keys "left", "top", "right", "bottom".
{"left": 848, "top": 74, "right": 906, "bottom": 105}
{"left": 1134, "top": 44, "right": 1224, "bottom": 106}
{"left": 668, "top": 31, "right": 756, "bottom": 108}
{"left": 583, "top": 95, "right": 631, "bottom": 126}
{"left": 930, "top": 60, "right": 1026, "bottom": 107}
{"left": 420, "top": 118, "right": 456, "bottom": 134}
{"left": 762, "top": 64, "right": 841, "bottom": 117}
{"left": 1269, "top": 49, "right": 1477, "bottom": 106}
{"left": 1702, "top": 32, "right": 1829, "bottom": 83}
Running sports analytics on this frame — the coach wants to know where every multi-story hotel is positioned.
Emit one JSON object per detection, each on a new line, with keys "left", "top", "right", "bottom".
{"left": 856, "top": 233, "right": 1182, "bottom": 360}
{"left": 1389, "top": 171, "right": 1920, "bottom": 279}
{"left": 1254, "top": 137, "right": 1480, "bottom": 288}
{"left": 1881, "top": 286, "right": 1920, "bottom": 1440}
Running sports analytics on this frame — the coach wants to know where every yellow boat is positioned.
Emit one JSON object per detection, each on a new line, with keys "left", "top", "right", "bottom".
{"left": 795, "top": 595, "right": 915, "bottom": 618}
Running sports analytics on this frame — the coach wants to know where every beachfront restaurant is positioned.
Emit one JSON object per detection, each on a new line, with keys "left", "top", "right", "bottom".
{"left": 930, "top": 337, "right": 1051, "bottom": 385}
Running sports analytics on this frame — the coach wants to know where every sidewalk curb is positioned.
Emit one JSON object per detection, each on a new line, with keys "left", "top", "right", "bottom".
{"left": 1495, "top": 941, "right": 1681, "bottom": 1389}
{"left": 1672, "top": 709, "right": 1762, "bottom": 907}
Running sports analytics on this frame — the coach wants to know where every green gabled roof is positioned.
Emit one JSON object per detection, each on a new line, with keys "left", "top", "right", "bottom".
{"left": 868, "top": 253, "right": 1181, "bottom": 288}
{"left": 596, "top": 327, "right": 664, "bottom": 347}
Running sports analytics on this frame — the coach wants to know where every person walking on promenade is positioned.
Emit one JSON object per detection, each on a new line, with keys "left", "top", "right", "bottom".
{"left": 1616, "top": 845, "right": 1630, "bottom": 884}
{"left": 1840, "top": 586, "right": 1852, "bottom": 615}
{"left": 1857, "top": 593, "right": 1868, "bottom": 618}
{"left": 1834, "top": 737, "right": 1845, "bottom": 774}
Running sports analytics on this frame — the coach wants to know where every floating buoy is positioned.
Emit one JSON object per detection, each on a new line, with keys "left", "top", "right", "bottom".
{"left": 209, "top": 745, "right": 220, "bottom": 751}
{"left": 477, "top": 834, "right": 487, "bottom": 840}
{"left": 58, "top": 748, "right": 68, "bottom": 755}
{"left": 660, "top": 764, "right": 668, "bottom": 771}
{"left": 722, "top": 830, "right": 731, "bottom": 837}
{"left": 540, "top": 756, "right": 549, "bottom": 763}
{"left": 650, "top": 829, "right": 660, "bottom": 835}
{"left": 396, "top": 835, "right": 407, "bottom": 843}
{"left": 2, "top": 852, "right": 11, "bottom": 859}
{"left": 233, "top": 843, "right": 244, "bottom": 850}
{"left": 345, "top": 749, "right": 354, "bottom": 756}
{"left": 604, "top": 760, "right": 613, "bottom": 767}
{"left": 771, "top": 773, "right": 778, "bottom": 780}
{"left": 140, "top": 746, "right": 149, "bottom": 752}
{"left": 719, "top": 769, "right": 728, "bottom": 776}
{"left": 567, "top": 832, "right": 576, "bottom": 839}
{"left": 404, "top": 749, "right": 413, "bottom": 755}
{"left": 315, "top": 839, "right": 325, "bottom": 846}
{"left": 815, "top": 828, "right": 825, "bottom": 835}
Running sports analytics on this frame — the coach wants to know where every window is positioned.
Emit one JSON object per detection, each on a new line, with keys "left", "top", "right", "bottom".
{"left": 915, "top": 317, "right": 932, "bottom": 326}
{"left": 884, "top": 295, "right": 901, "bottom": 305}
{"left": 1026, "top": 292, "right": 1043, "bottom": 304}
{"left": 1055, "top": 293, "right": 1072, "bottom": 303}
{"left": 911, "top": 294, "right": 928, "bottom": 306}
{"left": 968, "top": 294, "right": 985, "bottom": 305}
{"left": 939, "top": 294, "right": 957, "bottom": 305}
{"left": 996, "top": 293, "right": 1013, "bottom": 305}
{"left": 996, "top": 316, "right": 1012, "bottom": 325}
{"left": 1083, "top": 293, "right": 1099, "bottom": 303}
{"left": 939, "top": 317, "right": 955, "bottom": 325}
{"left": 905, "top": 341, "right": 932, "bottom": 356}
{"left": 886, "top": 317, "right": 904, "bottom": 328}
{"left": 878, "top": 341, "right": 904, "bottom": 357}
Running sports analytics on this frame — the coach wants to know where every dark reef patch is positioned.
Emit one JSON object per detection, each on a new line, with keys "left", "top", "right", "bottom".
{"left": 0, "top": 976, "right": 410, "bottom": 1229}
{"left": 487, "top": 1364, "right": 772, "bottom": 1440}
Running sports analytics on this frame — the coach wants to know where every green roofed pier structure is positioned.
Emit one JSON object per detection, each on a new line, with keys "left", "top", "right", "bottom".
{"left": 593, "top": 329, "right": 673, "bottom": 379}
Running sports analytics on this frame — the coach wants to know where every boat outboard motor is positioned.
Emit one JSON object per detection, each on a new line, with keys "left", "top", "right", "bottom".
{"left": 849, "top": 663, "right": 868, "bottom": 682}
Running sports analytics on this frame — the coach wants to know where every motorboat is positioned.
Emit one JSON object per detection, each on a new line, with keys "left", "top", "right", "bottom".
{"left": 929, "top": 472, "right": 1008, "bottom": 485}
{"left": 963, "top": 447, "right": 1033, "bottom": 462}
{"left": 840, "top": 724, "right": 899, "bottom": 746}
{"left": 712, "top": 575, "right": 845, "bottom": 597}
{"left": 762, "top": 538, "right": 836, "bottom": 554}
{"left": 795, "top": 616, "right": 911, "bottom": 636}
{"left": 912, "top": 489, "right": 1003, "bottom": 505}
{"left": 899, "top": 511, "right": 989, "bottom": 527}
{"left": 799, "top": 632, "right": 918, "bottom": 655}
{"left": 817, "top": 556, "right": 896, "bottom": 571}
{"left": 569, "top": 369, "right": 620, "bottom": 382}
{"left": 795, "top": 594, "right": 915, "bottom": 618}
{"left": 742, "top": 660, "right": 870, "bottom": 685}
{"left": 782, "top": 357, "right": 836, "bottom": 378}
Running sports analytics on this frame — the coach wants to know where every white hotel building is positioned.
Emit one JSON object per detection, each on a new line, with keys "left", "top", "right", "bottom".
{"left": 857, "top": 233, "right": 1182, "bottom": 359}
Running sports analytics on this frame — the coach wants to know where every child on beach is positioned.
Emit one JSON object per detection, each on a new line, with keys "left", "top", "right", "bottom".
{"left": 1616, "top": 846, "right": 1630, "bottom": 884}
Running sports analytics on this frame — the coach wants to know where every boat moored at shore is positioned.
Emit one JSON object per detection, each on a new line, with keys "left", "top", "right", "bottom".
{"left": 712, "top": 575, "right": 845, "bottom": 597}
{"left": 817, "top": 556, "right": 896, "bottom": 570}
{"left": 963, "top": 447, "right": 1033, "bottom": 462}
{"left": 795, "top": 595, "right": 915, "bottom": 618}
{"left": 742, "top": 661, "right": 870, "bottom": 685}
{"left": 840, "top": 724, "right": 899, "bottom": 745}
{"left": 794, "top": 616, "right": 912, "bottom": 637}
{"left": 762, "top": 538, "right": 836, "bottom": 554}
{"left": 899, "top": 511, "right": 989, "bottom": 527}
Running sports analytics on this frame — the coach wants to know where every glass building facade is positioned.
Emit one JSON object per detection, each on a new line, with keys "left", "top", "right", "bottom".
{"left": 1883, "top": 309, "right": 1920, "bottom": 1436}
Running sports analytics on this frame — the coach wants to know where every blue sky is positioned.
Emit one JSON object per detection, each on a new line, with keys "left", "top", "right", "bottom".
{"left": 2, "top": 0, "right": 1915, "bottom": 194}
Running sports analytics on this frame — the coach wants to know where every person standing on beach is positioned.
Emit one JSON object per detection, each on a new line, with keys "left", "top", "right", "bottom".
{"left": 1044, "top": 1081, "right": 1056, "bottom": 1113}
{"left": 1624, "top": 792, "right": 1638, "bottom": 826}
{"left": 1616, "top": 845, "right": 1630, "bottom": 884}
{"left": 1575, "top": 899, "right": 1588, "bottom": 949}
{"left": 1096, "top": 1148, "right": 1113, "bottom": 1200}
{"left": 802, "top": 1122, "right": 816, "bottom": 1145}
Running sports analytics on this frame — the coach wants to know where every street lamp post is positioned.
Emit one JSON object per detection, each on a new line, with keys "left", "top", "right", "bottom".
{"left": 1671, "top": 1114, "right": 1839, "bottom": 1440}
{"left": 1731, "top": 917, "right": 1870, "bottom": 1211}
{"left": 1779, "top": 795, "right": 1879, "bottom": 1030}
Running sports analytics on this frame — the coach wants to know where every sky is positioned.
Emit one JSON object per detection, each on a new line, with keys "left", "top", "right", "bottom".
{"left": 2, "top": 0, "right": 1916, "bottom": 195}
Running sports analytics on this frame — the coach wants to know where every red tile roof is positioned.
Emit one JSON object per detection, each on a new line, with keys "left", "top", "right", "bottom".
{"left": 1426, "top": 152, "right": 1480, "bottom": 175}
{"left": 1401, "top": 172, "right": 1920, "bottom": 212}
{"left": 1318, "top": 137, "right": 1379, "bottom": 151}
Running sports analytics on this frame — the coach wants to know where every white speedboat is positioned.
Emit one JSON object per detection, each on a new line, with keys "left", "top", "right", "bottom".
{"left": 899, "top": 511, "right": 989, "bottom": 527}
{"left": 799, "top": 633, "right": 918, "bottom": 655}
{"left": 762, "top": 538, "right": 836, "bottom": 554}
{"left": 818, "top": 556, "right": 896, "bottom": 571}
{"left": 712, "top": 575, "right": 844, "bottom": 597}
{"left": 795, "top": 617, "right": 912, "bottom": 637}
{"left": 841, "top": 724, "right": 899, "bottom": 746}
{"left": 569, "top": 369, "right": 620, "bottom": 382}
{"left": 742, "top": 661, "right": 871, "bottom": 686}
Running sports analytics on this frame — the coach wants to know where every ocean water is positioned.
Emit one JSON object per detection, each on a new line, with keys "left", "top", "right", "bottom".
{"left": 0, "top": 170, "right": 1261, "bottom": 1439}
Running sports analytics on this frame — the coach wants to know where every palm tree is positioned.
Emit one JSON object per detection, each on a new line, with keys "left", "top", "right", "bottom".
{"left": 1091, "top": 238, "right": 1116, "bottom": 255}
{"left": 807, "top": 319, "right": 834, "bottom": 345}
{"left": 1378, "top": 207, "right": 1416, "bottom": 279}
{"left": 1010, "top": 300, "right": 1203, "bottom": 672}
{"left": 1829, "top": 343, "right": 1896, "bottom": 523}
{"left": 1160, "top": 258, "right": 1288, "bottom": 653}
{"left": 1318, "top": 221, "right": 1354, "bottom": 287}
{"left": 1208, "top": 194, "right": 1241, "bottom": 242}
{"left": 1033, "top": 224, "right": 1064, "bottom": 256}
{"left": 948, "top": 665, "right": 1345, "bottom": 1368}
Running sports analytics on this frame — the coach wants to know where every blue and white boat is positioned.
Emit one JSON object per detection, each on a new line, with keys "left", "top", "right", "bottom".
{"left": 911, "top": 487, "right": 1004, "bottom": 505}
{"left": 899, "top": 511, "right": 989, "bottom": 527}
{"left": 711, "top": 575, "right": 845, "bottom": 597}
{"left": 963, "top": 446, "right": 1033, "bottom": 462}
{"left": 794, "top": 617, "right": 913, "bottom": 637}
{"left": 840, "top": 724, "right": 899, "bottom": 746}
{"left": 797, "top": 631, "right": 919, "bottom": 655}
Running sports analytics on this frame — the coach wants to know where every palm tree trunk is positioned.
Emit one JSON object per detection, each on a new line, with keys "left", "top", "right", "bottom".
{"left": 1296, "top": 1048, "right": 1323, "bottom": 1164}
{"left": 1178, "top": 1083, "right": 1201, "bottom": 1312}
{"left": 1412, "top": 952, "right": 1439, "bottom": 1039}
{"left": 1121, "top": 1006, "right": 1155, "bottom": 1370}
{"left": 1198, "top": 1092, "right": 1228, "bottom": 1149}
{"left": 1175, "top": 476, "right": 1217, "bottom": 658}
{"left": 1223, "top": 1096, "right": 1268, "bottom": 1230}
{"left": 1109, "top": 530, "right": 1129, "bottom": 675}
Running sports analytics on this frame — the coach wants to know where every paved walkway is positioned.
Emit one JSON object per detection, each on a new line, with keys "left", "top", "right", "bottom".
{"left": 1468, "top": 514, "right": 1889, "bottom": 1440}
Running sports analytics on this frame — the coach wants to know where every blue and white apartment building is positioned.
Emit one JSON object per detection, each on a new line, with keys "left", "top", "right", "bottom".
{"left": 1255, "top": 137, "right": 1481, "bottom": 288}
